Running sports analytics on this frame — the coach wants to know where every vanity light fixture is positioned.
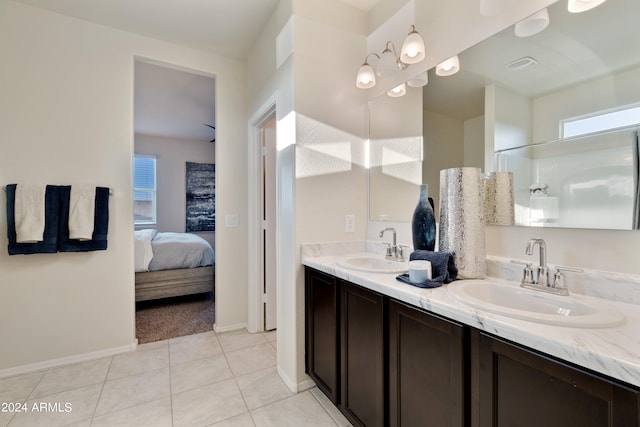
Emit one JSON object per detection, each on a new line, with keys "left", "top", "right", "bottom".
{"left": 355, "top": 25, "right": 426, "bottom": 96}
{"left": 377, "top": 41, "right": 403, "bottom": 77}
{"left": 436, "top": 55, "right": 460, "bottom": 76}
{"left": 568, "top": 0, "right": 607, "bottom": 13}
{"left": 356, "top": 53, "right": 379, "bottom": 89}
{"left": 407, "top": 70, "right": 429, "bottom": 88}
{"left": 515, "top": 8, "right": 550, "bottom": 37}
{"left": 400, "top": 25, "right": 426, "bottom": 64}
{"left": 387, "top": 83, "right": 407, "bottom": 98}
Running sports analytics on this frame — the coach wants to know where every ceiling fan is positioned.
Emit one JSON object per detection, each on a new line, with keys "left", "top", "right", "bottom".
{"left": 204, "top": 123, "right": 215, "bottom": 143}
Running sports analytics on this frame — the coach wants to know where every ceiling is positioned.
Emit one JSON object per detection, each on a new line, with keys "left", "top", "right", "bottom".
{"left": 12, "top": 0, "right": 380, "bottom": 142}
{"left": 134, "top": 62, "right": 216, "bottom": 143}
{"left": 422, "top": 0, "right": 640, "bottom": 120}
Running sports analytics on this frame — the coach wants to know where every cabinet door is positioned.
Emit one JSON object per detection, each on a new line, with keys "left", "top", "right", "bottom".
{"left": 341, "top": 281, "right": 385, "bottom": 427}
{"left": 388, "top": 300, "right": 466, "bottom": 427}
{"left": 473, "top": 330, "right": 640, "bottom": 427}
{"left": 305, "top": 268, "right": 340, "bottom": 403}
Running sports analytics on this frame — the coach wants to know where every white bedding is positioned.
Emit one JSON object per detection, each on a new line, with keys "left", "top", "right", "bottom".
{"left": 134, "top": 229, "right": 157, "bottom": 272}
{"left": 134, "top": 230, "right": 215, "bottom": 272}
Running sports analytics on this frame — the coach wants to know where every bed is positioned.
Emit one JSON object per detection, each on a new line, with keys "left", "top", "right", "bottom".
{"left": 134, "top": 229, "right": 215, "bottom": 302}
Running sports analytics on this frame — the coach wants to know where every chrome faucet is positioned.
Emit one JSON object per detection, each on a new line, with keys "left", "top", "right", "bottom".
{"left": 526, "top": 238, "right": 549, "bottom": 286}
{"left": 379, "top": 227, "right": 405, "bottom": 261}
{"left": 518, "top": 238, "right": 582, "bottom": 296}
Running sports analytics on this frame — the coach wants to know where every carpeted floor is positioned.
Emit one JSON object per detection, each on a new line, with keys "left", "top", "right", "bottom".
{"left": 135, "top": 292, "right": 215, "bottom": 344}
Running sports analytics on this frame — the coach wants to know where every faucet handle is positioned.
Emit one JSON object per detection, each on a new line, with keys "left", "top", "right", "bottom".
{"left": 511, "top": 260, "right": 534, "bottom": 284}
{"left": 552, "top": 266, "right": 583, "bottom": 291}
{"left": 384, "top": 243, "right": 393, "bottom": 257}
{"left": 397, "top": 244, "right": 410, "bottom": 260}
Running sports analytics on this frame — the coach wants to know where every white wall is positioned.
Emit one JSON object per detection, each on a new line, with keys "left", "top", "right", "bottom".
{"left": 247, "top": 0, "right": 369, "bottom": 390}
{"left": 533, "top": 65, "right": 640, "bottom": 143}
{"left": 135, "top": 133, "right": 216, "bottom": 248}
{"left": 0, "top": 0, "right": 247, "bottom": 373}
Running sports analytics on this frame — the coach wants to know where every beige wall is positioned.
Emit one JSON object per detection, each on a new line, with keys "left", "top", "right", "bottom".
{"left": 134, "top": 134, "right": 216, "bottom": 248}
{"left": 0, "top": 0, "right": 246, "bottom": 373}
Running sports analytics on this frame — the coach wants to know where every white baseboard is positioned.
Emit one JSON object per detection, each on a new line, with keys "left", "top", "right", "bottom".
{"left": 277, "top": 366, "right": 314, "bottom": 393}
{"left": 0, "top": 341, "right": 137, "bottom": 379}
{"left": 213, "top": 322, "right": 247, "bottom": 333}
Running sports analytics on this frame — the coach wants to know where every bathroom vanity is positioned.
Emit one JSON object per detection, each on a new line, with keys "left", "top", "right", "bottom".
{"left": 303, "top": 242, "right": 640, "bottom": 427}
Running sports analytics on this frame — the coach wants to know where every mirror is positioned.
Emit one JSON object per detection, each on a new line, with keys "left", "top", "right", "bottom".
{"left": 370, "top": 0, "right": 640, "bottom": 229}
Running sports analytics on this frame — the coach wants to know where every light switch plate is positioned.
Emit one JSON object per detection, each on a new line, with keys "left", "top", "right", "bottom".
{"left": 225, "top": 214, "right": 239, "bottom": 228}
{"left": 345, "top": 214, "right": 355, "bottom": 233}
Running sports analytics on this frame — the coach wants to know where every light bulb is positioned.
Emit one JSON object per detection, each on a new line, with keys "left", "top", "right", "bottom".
{"left": 400, "top": 26, "right": 425, "bottom": 65}
{"left": 436, "top": 56, "right": 460, "bottom": 76}
{"left": 356, "top": 63, "right": 376, "bottom": 89}
{"left": 568, "top": 0, "right": 607, "bottom": 13}
{"left": 387, "top": 83, "right": 406, "bottom": 98}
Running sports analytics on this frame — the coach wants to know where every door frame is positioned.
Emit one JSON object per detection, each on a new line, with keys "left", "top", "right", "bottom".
{"left": 247, "top": 93, "right": 279, "bottom": 333}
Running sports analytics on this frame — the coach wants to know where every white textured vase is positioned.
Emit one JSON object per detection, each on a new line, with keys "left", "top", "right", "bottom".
{"left": 484, "top": 172, "right": 514, "bottom": 226}
{"left": 439, "top": 167, "right": 486, "bottom": 279}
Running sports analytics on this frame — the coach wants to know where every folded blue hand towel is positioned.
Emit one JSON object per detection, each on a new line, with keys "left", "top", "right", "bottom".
{"left": 410, "top": 250, "right": 458, "bottom": 283}
{"left": 6, "top": 184, "right": 59, "bottom": 255}
{"left": 397, "top": 250, "right": 458, "bottom": 286}
{"left": 57, "top": 186, "right": 109, "bottom": 252}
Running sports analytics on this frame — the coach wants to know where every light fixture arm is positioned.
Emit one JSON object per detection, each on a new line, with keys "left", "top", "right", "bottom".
{"left": 361, "top": 52, "right": 380, "bottom": 66}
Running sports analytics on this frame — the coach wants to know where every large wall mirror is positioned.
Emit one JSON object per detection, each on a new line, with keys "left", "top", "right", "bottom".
{"left": 370, "top": 0, "right": 640, "bottom": 230}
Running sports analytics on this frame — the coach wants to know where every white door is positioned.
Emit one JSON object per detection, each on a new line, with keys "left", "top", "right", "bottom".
{"left": 262, "top": 117, "right": 277, "bottom": 331}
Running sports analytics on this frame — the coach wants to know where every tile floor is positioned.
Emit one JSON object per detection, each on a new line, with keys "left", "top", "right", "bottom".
{"left": 0, "top": 330, "right": 352, "bottom": 427}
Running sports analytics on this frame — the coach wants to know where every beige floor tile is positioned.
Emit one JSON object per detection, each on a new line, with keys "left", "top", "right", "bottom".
{"left": 1, "top": 412, "right": 14, "bottom": 427}
{"left": 94, "top": 367, "right": 170, "bottom": 416}
{"left": 8, "top": 384, "right": 101, "bottom": 427}
{"left": 211, "top": 412, "right": 256, "bottom": 426}
{"left": 0, "top": 371, "right": 46, "bottom": 402}
{"left": 136, "top": 339, "right": 169, "bottom": 352}
{"left": 29, "top": 358, "right": 111, "bottom": 399}
{"left": 169, "top": 331, "right": 222, "bottom": 365}
{"left": 91, "top": 397, "right": 172, "bottom": 427}
{"left": 170, "top": 354, "right": 233, "bottom": 394}
{"left": 172, "top": 378, "right": 248, "bottom": 427}
{"left": 218, "top": 329, "right": 269, "bottom": 353}
{"left": 235, "top": 368, "right": 295, "bottom": 410}
{"left": 225, "top": 343, "right": 276, "bottom": 377}
{"left": 263, "top": 331, "right": 276, "bottom": 343}
{"left": 250, "top": 391, "right": 338, "bottom": 427}
{"left": 107, "top": 345, "right": 169, "bottom": 381}
{"left": 309, "top": 387, "right": 352, "bottom": 427}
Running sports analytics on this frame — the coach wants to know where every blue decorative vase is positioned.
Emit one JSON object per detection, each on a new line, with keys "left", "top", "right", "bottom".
{"left": 412, "top": 184, "right": 436, "bottom": 251}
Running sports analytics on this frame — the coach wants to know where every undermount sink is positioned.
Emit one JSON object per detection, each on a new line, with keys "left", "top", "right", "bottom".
{"left": 337, "top": 255, "right": 408, "bottom": 274}
{"left": 448, "top": 280, "right": 625, "bottom": 328}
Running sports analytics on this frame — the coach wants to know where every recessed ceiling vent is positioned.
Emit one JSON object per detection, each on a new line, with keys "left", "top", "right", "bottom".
{"left": 505, "top": 56, "right": 538, "bottom": 71}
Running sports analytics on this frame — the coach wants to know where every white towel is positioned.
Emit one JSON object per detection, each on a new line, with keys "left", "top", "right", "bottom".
{"left": 15, "top": 184, "right": 47, "bottom": 243}
{"left": 69, "top": 185, "right": 96, "bottom": 241}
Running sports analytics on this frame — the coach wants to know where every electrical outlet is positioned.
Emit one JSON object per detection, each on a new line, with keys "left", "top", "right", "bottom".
{"left": 345, "top": 214, "right": 355, "bottom": 233}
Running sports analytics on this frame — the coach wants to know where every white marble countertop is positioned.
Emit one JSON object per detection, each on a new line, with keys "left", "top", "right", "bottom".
{"left": 301, "top": 241, "right": 640, "bottom": 389}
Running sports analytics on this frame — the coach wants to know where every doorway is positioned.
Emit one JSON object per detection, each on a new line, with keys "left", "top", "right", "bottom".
{"left": 248, "top": 98, "right": 278, "bottom": 334}
{"left": 261, "top": 116, "right": 277, "bottom": 331}
{"left": 133, "top": 59, "right": 216, "bottom": 342}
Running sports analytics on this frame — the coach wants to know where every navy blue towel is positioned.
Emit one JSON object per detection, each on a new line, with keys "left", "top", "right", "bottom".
{"left": 6, "top": 184, "right": 59, "bottom": 255}
{"left": 57, "top": 186, "right": 109, "bottom": 252}
{"left": 396, "top": 250, "right": 458, "bottom": 288}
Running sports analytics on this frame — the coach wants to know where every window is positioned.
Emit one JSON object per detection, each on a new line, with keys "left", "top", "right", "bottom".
{"left": 134, "top": 155, "right": 157, "bottom": 225}
{"left": 561, "top": 104, "right": 640, "bottom": 139}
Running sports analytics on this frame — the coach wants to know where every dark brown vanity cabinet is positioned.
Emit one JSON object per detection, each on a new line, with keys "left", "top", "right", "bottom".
{"left": 305, "top": 267, "right": 640, "bottom": 427}
{"left": 389, "top": 300, "right": 466, "bottom": 427}
{"left": 305, "top": 268, "right": 340, "bottom": 403}
{"left": 305, "top": 267, "right": 467, "bottom": 427}
{"left": 341, "top": 281, "right": 386, "bottom": 427}
{"left": 472, "top": 330, "right": 640, "bottom": 427}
